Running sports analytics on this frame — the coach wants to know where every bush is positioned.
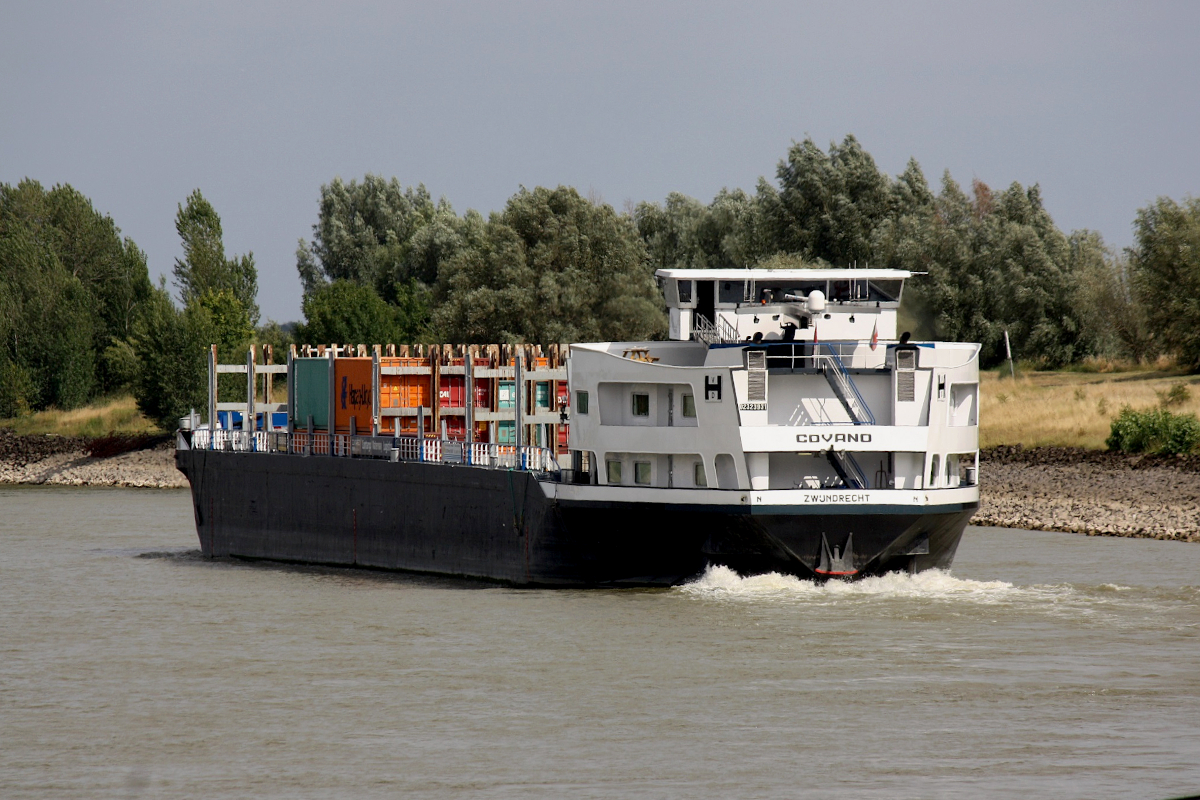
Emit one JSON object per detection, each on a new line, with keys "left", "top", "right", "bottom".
{"left": 1106, "top": 405, "right": 1200, "bottom": 455}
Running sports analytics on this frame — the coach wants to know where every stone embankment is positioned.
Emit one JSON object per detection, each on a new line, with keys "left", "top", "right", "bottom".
{"left": 0, "top": 430, "right": 185, "bottom": 489}
{"left": 2, "top": 432, "right": 1198, "bottom": 541}
{"left": 974, "top": 446, "right": 1200, "bottom": 542}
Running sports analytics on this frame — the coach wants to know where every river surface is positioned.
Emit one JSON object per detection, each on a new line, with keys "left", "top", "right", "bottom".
{"left": 1, "top": 486, "right": 1198, "bottom": 799}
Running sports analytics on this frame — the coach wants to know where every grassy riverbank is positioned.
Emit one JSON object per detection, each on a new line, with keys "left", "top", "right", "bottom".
{"left": 980, "top": 364, "right": 1200, "bottom": 450}
{"left": 0, "top": 396, "right": 159, "bottom": 437}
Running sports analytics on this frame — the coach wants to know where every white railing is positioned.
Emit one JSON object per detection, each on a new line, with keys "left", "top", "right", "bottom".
{"left": 692, "top": 315, "right": 739, "bottom": 345}
{"left": 191, "top": 429, "right": 268, "bottom": 452}
{"left": 186, "top": 429, "right": 561, "bottom": 476}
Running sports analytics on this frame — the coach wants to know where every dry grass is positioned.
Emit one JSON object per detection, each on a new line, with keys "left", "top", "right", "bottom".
{"left": 980, "top": 367, "right": 1200, "bottom": 450}
{"left": 0, "top": 395, "right": 160, "bottom": 437}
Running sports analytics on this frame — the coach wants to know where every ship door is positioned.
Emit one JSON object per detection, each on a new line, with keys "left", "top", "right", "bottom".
{"left": 696, "top": 280, "right": 715, "bottom": 324}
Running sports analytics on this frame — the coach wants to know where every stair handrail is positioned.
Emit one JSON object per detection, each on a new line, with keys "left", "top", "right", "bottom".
{"left": 691, "top": 314, "right": 739, "bottom": 346}
{"left": 818, "top": 343, "right": 876, "bottom": 425}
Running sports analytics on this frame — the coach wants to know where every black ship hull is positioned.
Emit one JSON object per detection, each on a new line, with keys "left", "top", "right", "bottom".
{"left": 176, "top": 449, "right": 975, "bottom": 587}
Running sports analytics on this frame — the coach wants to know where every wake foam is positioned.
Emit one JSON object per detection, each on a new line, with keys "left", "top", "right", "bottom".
{"left": 678, "top": 564, "right": 1020, "bottom": 604}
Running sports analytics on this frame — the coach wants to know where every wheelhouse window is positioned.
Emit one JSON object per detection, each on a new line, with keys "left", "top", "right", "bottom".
{"left": 576, "top": 390, "right": 589, "bottom": 414}
{"left": 718, "top": 280, "right": 745, "bottom": 304}
{"left": 631, "top": 392, "right": 650, "bottom": 417}
{"left": 867, "top": 280, "right": 903, "bottom": 302}
{"left": 607, "top": 460, "right": 622, "bottom": 484}
{"left": 634, "top": 461, "right": 652, "bottom": 485}
{"left": 677, "top": 280, "right": 693, "bottom": 303}
{"left": 681, "top": 394, "right": 696, "bottom": 418}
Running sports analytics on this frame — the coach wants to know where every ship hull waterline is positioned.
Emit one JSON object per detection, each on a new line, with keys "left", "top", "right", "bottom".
{"left": 176, "top": 450, "right": 975, "bottom": 587}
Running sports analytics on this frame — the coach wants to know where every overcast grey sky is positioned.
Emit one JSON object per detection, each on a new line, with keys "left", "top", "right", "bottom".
{"left": 3, "top": 1, "right": 1197, "bottom": 322}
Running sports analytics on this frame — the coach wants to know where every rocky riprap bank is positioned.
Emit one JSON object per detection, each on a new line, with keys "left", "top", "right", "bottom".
{"left": 0, "top": 430, "right": 185, "bottom": 489}
{"left": 976, "top": 446, "right": 1200, "bottom": 542}
{"left": 2, "top": 432, "right": 1197, "bottom": 542}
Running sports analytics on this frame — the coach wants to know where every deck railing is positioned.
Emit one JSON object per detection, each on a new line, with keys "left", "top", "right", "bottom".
{"left": 188, "top": 429, "right": 561, "bottom": 475}
{"left": 692, "top": 315, "right": 740, "bottom": 345}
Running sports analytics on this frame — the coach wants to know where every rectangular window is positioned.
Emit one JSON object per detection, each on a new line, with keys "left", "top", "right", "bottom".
{"left": 576, "top": 390, "right": 589, "bottom": 414}
{"left": 678, "top": 280, "right": 693, "bottom": 303}
{"left": 631, "top": 392, "right": 650, "bottom": 417}
{"left": 718, "top": 280, "right": 745, "bottom": 304}
{"left": 634, "top": 461, "right": 651, "bottom": 485}
{"left": 693, "top": 461, "right": 707, "bottom": 487}
{"left": 607, "top": 460, "right": 622, "bottom": 484}
{"left": 681, "top": 394, "right": 696, "bottom": 418}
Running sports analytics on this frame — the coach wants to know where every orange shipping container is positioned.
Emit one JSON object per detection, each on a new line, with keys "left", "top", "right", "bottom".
{"left": 333, "top": 358, "right": 374, "bottom": 434}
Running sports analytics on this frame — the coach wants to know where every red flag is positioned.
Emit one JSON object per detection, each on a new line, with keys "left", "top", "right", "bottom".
{"left": 870, "top": 320, "right": 879, "bottom": 350}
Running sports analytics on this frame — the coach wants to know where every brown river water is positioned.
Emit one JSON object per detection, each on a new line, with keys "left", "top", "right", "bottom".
{"left": 2, "top": 485, "right": 1199, "bottom": 799}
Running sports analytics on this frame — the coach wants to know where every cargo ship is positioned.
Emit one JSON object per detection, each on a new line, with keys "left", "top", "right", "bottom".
{"left": 176, "top": 268, "right": 980, "bottom": 585}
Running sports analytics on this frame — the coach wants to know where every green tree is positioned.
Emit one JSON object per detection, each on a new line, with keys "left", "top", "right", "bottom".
{"left": 898, "top": 175, "right": 1090, "bottom": 367}
{"left": 1129, "top": 196, "right": 1200, "bottom": 369}
{"left": 1070, "top": 230, "right": 1154, "bottom": 362}
{"left": 132, "top": 285, "right": 214, "bottom": 429}
{"left": 0, "top": 179, "right": 153, "bottom": 404}
{"left": 296, "top": 175, "right": 453, "bottom": 296}
{"left": 761, "top": 134, "right": 899, "bottom": 267}
{"left": 0, "top": 184, "right": 98, "bottom": 409}
{"left": 173, "top": 189, "right": 259, "bottom": 324}
{"left": 296, "top": 280, "right": 420, "bottom": 346}
{"left": 433, "top": 186, "right": 665, "bottom": 343}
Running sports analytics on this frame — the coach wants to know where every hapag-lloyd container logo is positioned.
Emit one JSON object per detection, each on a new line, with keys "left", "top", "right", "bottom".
{"left": 340, "top": 377, "right": 372, "bottom": 409}
{"left": 796, "top": 432, "right": 872, "bottom": 444}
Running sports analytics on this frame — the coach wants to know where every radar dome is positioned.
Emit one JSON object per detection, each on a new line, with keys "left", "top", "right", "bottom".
{"left": 806, "top": 289, "right": 826, "bottom": 314}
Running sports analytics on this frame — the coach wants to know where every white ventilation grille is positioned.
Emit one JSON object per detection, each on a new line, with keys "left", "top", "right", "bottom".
{"left": 896, "top": 350, "right": 917, "bottom": 370}
{"left": 897, "top": 371, "right": 915, "bottom": 402}
{"left": 747, "top": 370, "right": 767, "bottom": 402}
{"left": 746, "top": 350, "right": 766, "bottom": 370}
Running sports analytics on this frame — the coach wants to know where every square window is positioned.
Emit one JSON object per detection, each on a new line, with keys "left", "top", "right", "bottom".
{"left": 631, "top": 393, "right": 650, "bottom": 417}
{"left": 576, "top": 390, "right": 589, "bottom": 414}
{"left": 681, "top": 394, "right": 696, "bottom": 418}
{"left": 634, "top": 461, "right": 651, "bottom": 485}
{"left": 607, "top": 460, "right": 622, "bottom": 484}
{"left": 693, "top": 461, "right": 707, "bottom": 487}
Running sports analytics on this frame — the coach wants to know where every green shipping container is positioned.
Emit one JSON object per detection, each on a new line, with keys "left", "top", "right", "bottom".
{"left": 496, "top": 420, "right": 515, "bottom": 444}
{"left": 497, "top": 380, "right": 516, "bottom": 409}
{"left": 293, "top": 358, "right": 331, "bottom": 429}
{"left": 535, "top": 381, "right": 551, "bottom": 409}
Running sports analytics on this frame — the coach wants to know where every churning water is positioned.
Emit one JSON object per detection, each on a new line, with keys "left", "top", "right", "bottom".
{"left": 2, "top": 486, "right": 1199, "bottom": 799}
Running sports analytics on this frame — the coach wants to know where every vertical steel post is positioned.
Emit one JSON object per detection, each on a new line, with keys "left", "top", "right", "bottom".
{"left": 465, "top": 351, "right": 474, "bottom": 446}
{"left": 247, "top": 345, "right": 256, "bottom": 434}
{"left": 514, "top": 349, "right": 524, "bottom": 449}
{"left": 286, "top": 346, "right": 295, "bottom": 437}
{"left": 328, "top": 345, "right": 336, "bottom": 455}
{"left": 371, "top": 346, "right": 381, "bottom": 437}
{"left": 208, "top": 344, "right": 217, "bottom": 448}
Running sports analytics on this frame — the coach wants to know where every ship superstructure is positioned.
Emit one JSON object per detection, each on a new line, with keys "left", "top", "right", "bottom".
{"left": 176, "top": 268, "right": 979, "bottom": 584}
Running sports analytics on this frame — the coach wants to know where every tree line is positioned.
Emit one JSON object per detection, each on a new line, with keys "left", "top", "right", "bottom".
{"left": 2, "top": 135, "right": 1199, "bottom": 430}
